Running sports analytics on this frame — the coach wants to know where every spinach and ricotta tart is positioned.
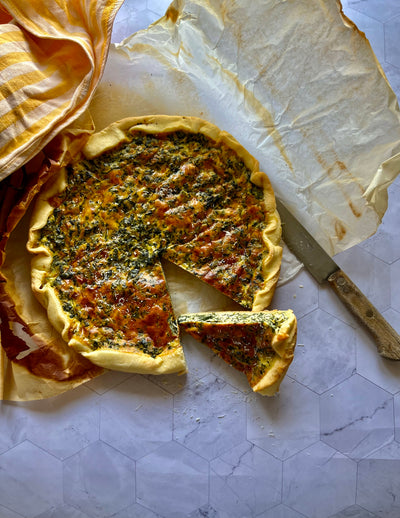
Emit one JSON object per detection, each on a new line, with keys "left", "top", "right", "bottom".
{"left": 178, "top": 310, "right": 297, "bottom": 395}
{"left": 27, "top": 115, "right": 282, "bottom": 374}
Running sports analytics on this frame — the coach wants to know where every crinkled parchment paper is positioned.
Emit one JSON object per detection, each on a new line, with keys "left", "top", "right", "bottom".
{"left": 2, "top": 0, "right": 400, "bottom": 399}
{"left": 90, "top": 0, "right": 400, "bottom": 269}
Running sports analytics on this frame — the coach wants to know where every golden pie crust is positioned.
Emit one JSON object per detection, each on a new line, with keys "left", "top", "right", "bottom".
{"left": 178, "top": 310, "right": 297, "bottom": 395}
{"left": 27, "top": 115, "right": 282, "bottom": 375}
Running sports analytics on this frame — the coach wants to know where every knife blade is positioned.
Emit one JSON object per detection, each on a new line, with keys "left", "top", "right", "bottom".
{"left": 275, "top": 197, "right": 400, "bottom": 360}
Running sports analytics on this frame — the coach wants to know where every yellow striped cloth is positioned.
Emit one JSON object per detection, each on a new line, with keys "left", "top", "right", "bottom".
{"left": 0, "top": 0, "right": 123, "bottom": 182}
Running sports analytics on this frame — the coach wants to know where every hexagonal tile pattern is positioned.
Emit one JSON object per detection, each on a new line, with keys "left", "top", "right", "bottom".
{"left": 391, "top": 259, "right": 400, "bottom": 312}
{"left": 359, "top": 184, "right": 400, "bottom": 264}
{"left": 110, "top": 502, "right": 164, "bottom": 518}
{"left": 0, "top": 504, "right": 29, "bottom": 518}
{"left": 283, "top": 442, "right": 357, "bottom": 518}
{"left": 149, "top": 0, "right": 172, "bottom": 17}
{"left": 385, "top": 15, "right": 400, "bottom": 68}
{"left": 343, "top": 8, "right": 385, "bottom": 64}
{"left": 111, "top": 0, "right": 153, "bottom": 43}
{"left": 149, "top": 333, "right": 214, "bottom": 395}
{"left": 0, "top": 401, "right": 29, "bottom": 454}
{"left": 1, "top": 2, "right": 400, "bottom": 518}
{"left": 63, "top": 441, "right": 135, "bottom": 518}
{"left": 173, "top": 373, "right": 247, "bottom": 460}
{"left": 23, "top": 385, "right": 100, "bottom": 460}
{"left": 85, "top": 370, "right": 133, "bottom": 395}
{"left": 188, "top": 504, "right": 219, "bottom": 518}
{"left": 0, "top": 441, "right": 63, "bottom": 518}
{"left": 209, "top": 441, "right": 282, "bottom": 517}
{"left": 145, "top": 371, "right": 188, "bottom": 395}
{"left": 271, "top": 269, "right": 318, "bottom": 320}
{"left": 288, "top": 309, "right": 356, "bottom": 394}
{"left": 355, "top": 310, "right": 400, "bottom": 394}
{"left": 357, "top": 441, "right": 400, "bottom": 518}
{"left": 348, "top": 0, "right": 400, "bottom": 22}
{"left": 334, "top": 246, "right": 391, "bottom": 314}
{"left": 136, "top": 441, "right": 209, "bottom": 518}
{"left": 246, "top": 379, "right": 319, "bottom": 460}
{"left": 320, "top": 374, "right": 394, "bottom": 460}
{"left": 34, "top": 504, "right": 91, "bottom": 518}
{"left": 394, "top": 392, "right": 400, "bottom": 443}
{"left": 261, "top": 504, "right": 308, "bottom": 518}
{"left": 100, "top": 375, "right": 173, "bottom": 459}
{"left": 327, "top": 505, "right": 379, "bottom": 518}
{"left": 318, "top": 282, "right": 359, "bottom": 328}
{"left": 209, "top": 352, "right": 253, "bottom": 395}
{"left": 384, "top": 308, "right": 400, "bottom": 332}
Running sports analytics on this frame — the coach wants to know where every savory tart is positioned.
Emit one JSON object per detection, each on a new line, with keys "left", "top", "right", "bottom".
{"left": 27, "top": 115, "right": 282, "bottom": 374}
{"left": 178, "top": 310, "right": 297, "bottom": 395}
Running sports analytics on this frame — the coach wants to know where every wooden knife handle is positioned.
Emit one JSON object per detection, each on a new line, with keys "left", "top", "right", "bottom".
{"left": 327, "top": 269, "right": 400, "bottom": 360}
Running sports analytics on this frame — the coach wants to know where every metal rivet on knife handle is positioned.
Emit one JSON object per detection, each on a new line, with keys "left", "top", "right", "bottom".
{"left": 327, "top": 269, "right": 400, "bottom": 360}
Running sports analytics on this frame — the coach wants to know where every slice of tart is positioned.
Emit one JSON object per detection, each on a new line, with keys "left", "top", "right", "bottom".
{"left": 178, "top": 310, "right": 297, "bottom": 395}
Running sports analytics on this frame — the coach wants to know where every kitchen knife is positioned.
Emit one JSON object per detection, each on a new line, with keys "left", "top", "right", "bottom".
{"left": 275, "top": 197, "right": 400, "bottom": 360}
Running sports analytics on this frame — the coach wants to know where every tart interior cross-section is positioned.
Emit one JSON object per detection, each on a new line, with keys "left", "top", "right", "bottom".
{"left": 178, "top": 310, "right": 297, "bottom": 395}
{"left": 28, "top": 115, "right": 294, "bottom": 389}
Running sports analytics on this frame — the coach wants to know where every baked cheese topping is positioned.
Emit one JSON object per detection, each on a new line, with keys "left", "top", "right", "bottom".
{"left": 36, "top": 130, "right": 274, "bottom": 358}
{"left": 178, "top": 310, "right": 297, "bottom": 395}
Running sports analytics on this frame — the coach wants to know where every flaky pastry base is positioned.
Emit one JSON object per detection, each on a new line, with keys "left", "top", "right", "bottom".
{"left": 28, "top": 115, "right": 282, "bottom": 375}
{"left": 178, "top": 309, "right": 297, "bottom": 396}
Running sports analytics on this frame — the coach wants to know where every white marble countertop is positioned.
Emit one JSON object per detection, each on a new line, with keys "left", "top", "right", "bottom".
{"left": 1, "top": 1, "right": 400, "bottom": 517}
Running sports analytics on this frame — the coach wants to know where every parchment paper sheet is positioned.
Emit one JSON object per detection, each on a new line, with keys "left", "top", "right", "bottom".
{"left": 2, "top": 0, "right": 400, "bottom": 400}
{"left": 90, "top": 0, "right": 400, "bottom": 263}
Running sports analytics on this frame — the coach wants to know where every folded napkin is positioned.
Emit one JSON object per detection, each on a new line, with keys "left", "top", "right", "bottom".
{"left": 0, "top": 0, "right": 123, "bottom": 181}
